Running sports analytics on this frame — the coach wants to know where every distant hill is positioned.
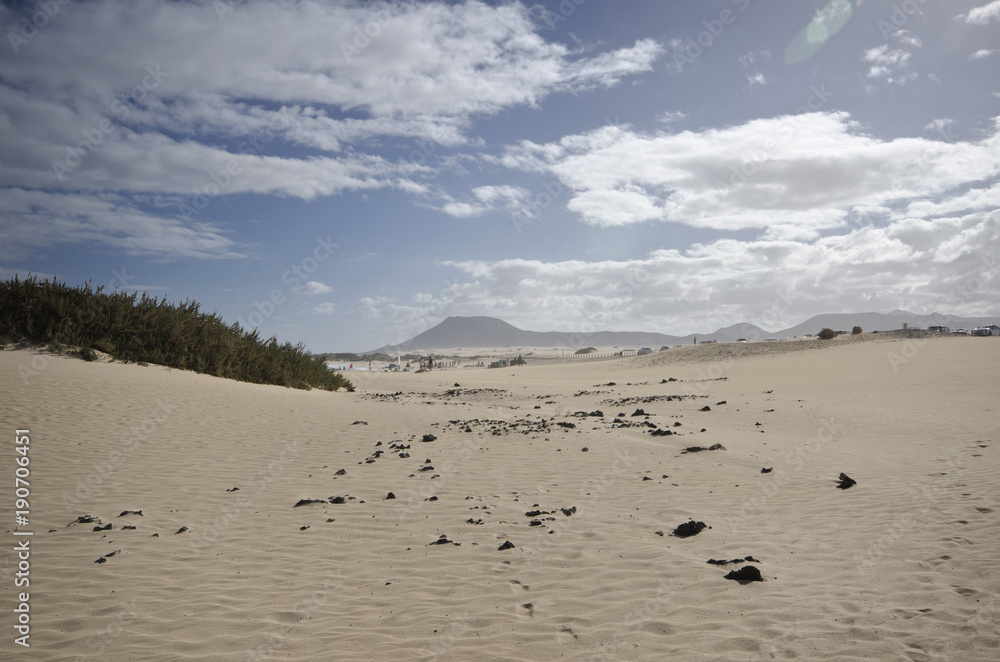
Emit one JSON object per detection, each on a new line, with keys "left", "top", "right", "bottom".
{"left": 775, "top": 311, "right": 1000, "bottom": 337}
{"left": 361, "top": 310, "right": 1000, "bottom": 354}
{"left": 368, "top": 316, "right": 756, "bottom": 354}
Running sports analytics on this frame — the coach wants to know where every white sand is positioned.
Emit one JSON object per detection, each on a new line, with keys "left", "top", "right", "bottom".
{"left": 1, "top": 335, "right": 998, "bottom": 660}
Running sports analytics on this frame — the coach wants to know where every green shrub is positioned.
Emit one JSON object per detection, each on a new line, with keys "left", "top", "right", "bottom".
{"left": 818, "top": 328, "right": 836, "bottom": 340}
{"left": 575, "top": 347, "right": 597, "bottom": 354}
{"left": 0, "top": 276, "right": 352, "bottom": 391}
{"left": 852, "top": 326, "right": 863, "bottom": 335}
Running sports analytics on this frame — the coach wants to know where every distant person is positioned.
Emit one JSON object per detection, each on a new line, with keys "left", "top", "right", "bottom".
{"left": 419, "top": 358, "right": 425, "bottom": 370}
{"left": 368, "top": 360, "right": 372, "bottom": 371}
{"left": 428, "top": 355, "right": 434, "bottom": 371}
{"left": 517, "top": 354, "right": 522, "bottom": 365}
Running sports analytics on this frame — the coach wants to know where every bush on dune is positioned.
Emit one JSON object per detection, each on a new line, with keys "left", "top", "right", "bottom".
{"left": 0, "top": 276, "right": 352, "bottom": 391}
{"left": 818, "top": 328, "right": 836, "bottom": 340}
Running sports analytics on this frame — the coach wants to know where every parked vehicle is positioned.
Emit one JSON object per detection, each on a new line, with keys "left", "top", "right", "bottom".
{"left": 928, "top": 325, "right": 951, "bottom": 333}
{"left": 737, "top": 338, "right": 749, "bottom": 342}
{"left": 972, "top": 325, "right": 1000, "bottom": 336}
{"left": 637, "top": 347, "right": 652, "bottom": 355}
{"left": 952, "top": 328, "right": 970, "bottom": 335}
{"left": 659, "top": 345, "right": 670, "bottom": 351}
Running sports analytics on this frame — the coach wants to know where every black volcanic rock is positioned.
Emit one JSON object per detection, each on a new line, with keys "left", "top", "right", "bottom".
{"left": 294, "top": 498, "right": 328, "bottom": 507}
{"left": 837, "top": 473, "right": 857, "bottom": 489}
{"left": 724, "top": 566, "right": 763, "bottom": 582}
{"left": 672, "top": 520, "right": 708, "bottom": 537}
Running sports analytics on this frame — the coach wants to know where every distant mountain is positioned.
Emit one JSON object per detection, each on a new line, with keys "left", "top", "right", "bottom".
{"left": 367, "top": 316, "right": 759, "bottom": 354}
{"left": 713, "top": 322, "right": 771, "bottom": 341}
{"left": 362, "top": 310, "right": 1000, "bottom": 354}
{"left": 775, "top": 311, "right": 1000, "bottom": 338}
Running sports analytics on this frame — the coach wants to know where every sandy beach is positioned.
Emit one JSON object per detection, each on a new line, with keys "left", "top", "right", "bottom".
{"left": 2, "top": 334, "right": 998, "bottom": 661}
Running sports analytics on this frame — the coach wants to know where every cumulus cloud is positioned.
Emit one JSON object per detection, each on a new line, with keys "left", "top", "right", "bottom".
{"left": 862, "top": 44, "right": 917, "bottom": 85}
{"left": 357, "top": 211, "right": 999, "bottom": 340}
{"left": 963, "top": 0, "right": 1000, "bottom": 24}
{"left": 496, "top": 112, "right": 1000, "bottom": 237}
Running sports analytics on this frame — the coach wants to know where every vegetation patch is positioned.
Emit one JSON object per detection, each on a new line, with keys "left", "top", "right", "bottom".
{"left": 0, "top": 276, "right": 352, "bottom": 391}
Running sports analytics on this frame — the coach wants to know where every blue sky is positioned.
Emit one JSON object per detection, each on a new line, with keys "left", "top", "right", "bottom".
{"left": 1, "top": 0, "right": 999, "bottom": 352}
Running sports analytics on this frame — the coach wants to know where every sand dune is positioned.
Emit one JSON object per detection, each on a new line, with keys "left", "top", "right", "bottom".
{"left": 2, "top": 335, "right": 998, "bottom": 661}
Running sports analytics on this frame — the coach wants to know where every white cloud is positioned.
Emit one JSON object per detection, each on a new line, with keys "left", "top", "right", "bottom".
{"left": 738, "top": 50, "right": 771, "bottom": 67}
{"left": 895, "top": 30, "right": 923, "bottom": 48}
{"left": 747, "top": 72, "right": 769, "bottom": 88}
{"left": 862, "top": 44, "right": 916, "bottom": 85}
{"left": 438, "top": 184, "right": 532, "bottom": 218}
{"left": 0, "top": 0, "right": 662, "bottom": 200}
{"left": 969, "top": 48, "right": 999, "bottom": 60}
{"left": 0, "top": 189, "right": 241, "bottom": 260}
{"left": 964, "top": 0, "right": 1000, "bottom": 24}
{"left": 441, "top": 201, "right": 488, "bottom": 218}
{"left": 658, "top": 111, "right": 687, "bottom": 124}
{"left": 497, "top": 112, "right": 1000, "bottom": 236}
{"left": 361, "top": 211, "right": 999, "bottom": 338}
{"left": 297, "top": 281, "right": 333, "bottom": 295}
{"left": 307, "top": 302, "right": 336, "bottom": 315}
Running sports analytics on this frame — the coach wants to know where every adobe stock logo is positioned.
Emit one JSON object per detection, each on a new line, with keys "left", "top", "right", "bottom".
{"left": 236, "top": 235, "right": 339, "bottom": 330}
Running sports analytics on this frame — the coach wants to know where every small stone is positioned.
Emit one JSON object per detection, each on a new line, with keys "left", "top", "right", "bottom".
{"left": 386, "top": 492, "right": 396, "bottom": 500}
{"left": 422, "top": 434, "right": 437, "bottom": 442}
{"left": 498, "top": 540, "right": 515, "bottom": 550}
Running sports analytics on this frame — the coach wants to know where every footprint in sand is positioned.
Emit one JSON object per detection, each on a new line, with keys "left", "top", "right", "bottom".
{"left": 509, "top": 579, "right": 529, "bottom": 592}
{"left": 917, "top": 555, "right": 951, "bottom": 569}
{"left": 556, "top": 626, "right": 579, "bottom": 644}
{"left": 975, "top": 507, "right": 992, "bottom": 513}
{"left": 941, "top": 536, "right": 973, "bottom": 545}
